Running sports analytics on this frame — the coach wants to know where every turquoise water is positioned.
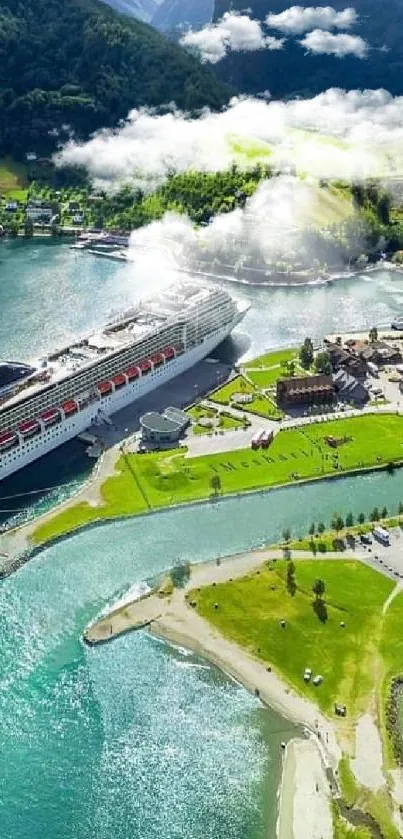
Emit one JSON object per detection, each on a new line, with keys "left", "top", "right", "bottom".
{"left": 2, "top": 238, "right": 403, "bottom": 525}
{"left": 2, "top": 468, "right": 403, "bottom": 838}
{"left": 4, "top": 241, "right": 403, "bottom": 838}
{"left": 2, "top": 240, "right": 403, "bottom": 362}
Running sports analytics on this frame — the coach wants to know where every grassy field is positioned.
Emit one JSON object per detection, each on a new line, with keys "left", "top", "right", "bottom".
{"left": 211, "top": 374, "right": 283, "bottom": 419}
{"left": 302, "top": 414, "right": 403, "bottom": 472}
{"left": 0, "top": 157, "right": 28, "bottom": 199}
{"left": 191, "top": 560, "right": 393, "bottom": 717}
{"left": 247, "top": 365, "right": 308, "bottom": 390}
{"left": 243, "top": 348, "right": 298, "bottom": 369}
{"left": 32, "top": 414, "right": 403, "bottom": 546}
{"left": 210, "top": 375, "right": 252, "bottom": 405}
{"left": 32, "top": 454, "right": 149, "bottom": 544}
{"left": 186, "top": 404, "right": 246, "bottom": 435}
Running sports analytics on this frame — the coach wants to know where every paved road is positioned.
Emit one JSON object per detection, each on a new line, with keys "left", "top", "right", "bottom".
{"left": 345, "top": 527, "right": 403, "bottom": 581}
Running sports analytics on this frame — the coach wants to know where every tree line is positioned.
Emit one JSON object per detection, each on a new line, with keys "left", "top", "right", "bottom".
{"left": 0, "top": 0, "right": 230, "bottom": 158}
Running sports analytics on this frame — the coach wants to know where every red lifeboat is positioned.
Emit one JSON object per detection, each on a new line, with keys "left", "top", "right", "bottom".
{"left": 150, "top": 352, "right": 164, "bottom": 367}
{"left": 138, "top": 359, "right": 151, "bottom": 374}
{"left": 97, "top": 381, "right": 113, "bottom": 396}
{"left": 0, "top": 429, "right": 18, "bottom": 450}
{"left": 19, "top": 418, "right": 40, "bottom": 437}
{"left": 162, "top": 346, "right": 175, "bottom": 360}
{"left": 40, "top": 407, "right": 61, "bottom": 425}
{"left": 112, "top": 373, "right": 126, "bottom": 388}
{"left": 62, "top": 399, "right": 78, "bottom": 415}
{"left": 126, "top": 366, "right": 140, "bottom": 381}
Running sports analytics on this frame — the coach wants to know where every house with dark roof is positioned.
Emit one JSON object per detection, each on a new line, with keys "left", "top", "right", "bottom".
{"left": 333, "top": 369, "right": 369, "bottom": 405}
{"left": 276, "top": 374, "right": 334, "bottom": 407}
{"left": 325, "top": 342, "right": 367, "bottom": 378}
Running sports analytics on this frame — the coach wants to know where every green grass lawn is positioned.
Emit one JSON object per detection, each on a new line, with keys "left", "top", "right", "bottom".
{"left": 247, "top": 365, "right": 308, "bottom": 390}
{"left": 186, "top": 404, "right": 245, "bottom": 435}
{"left": 243, "top": 348, "right": 298, "bottom": 369}
{"left": 302, "top": 414, "right": 403, "bottom": 472}
{"left": 191, "top": 560, "right": 393, "bottom": 717}
{"left": 32, "top": 454, "right": 149, "bottom": 545}
{"left": 238, "top": 394, "right": 283, "bottom": 420}
{"left": 32, "top": 414, "right": 403, "bottom": 546}
{"left": 210, "top": 375, "right": 253, "bottom": 405}
{"left": 0, "top": 157, "right": 28, "bottom": 199}
{"left": 211, "top": 375, "right": 283, "bottom": 419}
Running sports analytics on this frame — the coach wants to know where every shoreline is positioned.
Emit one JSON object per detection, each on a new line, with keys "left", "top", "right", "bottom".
{"left": 84, "top": 547, "right": 342, "bottom": 767}
{"left": 4, "top": 236, "right": 401, "bottom": 286}
{"left": 1, "top": 444, "right": 402, "bottom": 579}
{"left": 84, "top": 547, "right": 342, "bottom": 839}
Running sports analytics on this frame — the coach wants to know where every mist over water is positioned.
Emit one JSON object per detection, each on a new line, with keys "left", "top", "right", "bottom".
{"left": 1, "top": 239, "right": 403, "bottom": 362}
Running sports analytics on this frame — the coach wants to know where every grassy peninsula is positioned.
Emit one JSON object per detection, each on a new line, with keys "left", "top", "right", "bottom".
{"left": 191, "top": 558, "right": 403, "bottom": 839}
{"left": 32, "top": 413, "right": 403, "bottom": 545}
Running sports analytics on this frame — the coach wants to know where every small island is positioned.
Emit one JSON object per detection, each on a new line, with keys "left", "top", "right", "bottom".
{"left": 84, "top": 543, "right": 403, "bottom": 839}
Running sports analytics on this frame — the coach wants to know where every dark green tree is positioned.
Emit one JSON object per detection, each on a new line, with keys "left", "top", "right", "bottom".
{"left": 331, "top": 514, "right": 344, "bottom": 533}
{"left": 314, "top": 351, "right": 332, "bottom": 376}
{"left": 345, "top": 512, "right": 354, "bottom": 528}
{"left": 312, "top": 579, "right": 326, "bottom": 600}
{"left": 210, "top": 475, "right": 221, "bottom": 495}
{"left": 299, "top": 338, "right": 314, "bottom": 369}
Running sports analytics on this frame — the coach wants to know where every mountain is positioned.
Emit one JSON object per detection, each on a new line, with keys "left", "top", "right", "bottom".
{"left": 152, "top": 0, "right": 214, "bottom": 32}
{"left": 212, "top": 0, "right": 403, "bottom": 98}
{"left": 0, "top": 0, "right": 230, "bottom": 158}
{"left": 100, "top": 0, "right": 161, "bottom": 24}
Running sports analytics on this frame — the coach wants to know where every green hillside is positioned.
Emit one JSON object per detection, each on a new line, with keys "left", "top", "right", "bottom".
{"left": 0, "top": 0, "right": 230, "bottom": 158}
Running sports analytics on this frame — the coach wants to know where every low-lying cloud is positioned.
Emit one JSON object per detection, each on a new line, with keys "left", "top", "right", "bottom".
{"left": 300, "top": 29, "right": 368, "bottom": 57}
{"left": 266, "top": 5, "right": 357, "bottom": 35}
{"left": 180, "top": 12, "right": 284, "bottom": 63}
{"left": 126, "top": 175, "right": 368, "bottom": 283}
{"left": 56, "top": 89, "right": 403, "bottom": 191}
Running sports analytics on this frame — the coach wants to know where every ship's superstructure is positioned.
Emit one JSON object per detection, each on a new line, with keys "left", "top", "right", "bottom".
{"left": 0, "top": 281, "right": 248, "bottom": 481}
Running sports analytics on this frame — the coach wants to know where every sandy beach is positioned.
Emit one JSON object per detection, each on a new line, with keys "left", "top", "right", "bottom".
{"left": 85, "top": 546, "right": 344, "bottom": 839}
{"left": 278, "top": 739, "right": 332, "bottom": 839}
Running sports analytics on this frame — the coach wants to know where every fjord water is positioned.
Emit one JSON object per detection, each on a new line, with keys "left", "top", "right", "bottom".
{"left": 3, "top": 470, "right": 403, "bottom": 838}
{"left": 3, "top": 240, "right": 403, "bottom": 837}
{"left": 2, "top": 237, "right": 403, "bottom": 525}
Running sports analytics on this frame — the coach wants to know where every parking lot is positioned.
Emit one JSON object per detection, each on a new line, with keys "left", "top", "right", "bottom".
{"left": 353, "top": 526, "right": 403, "bottom": 581}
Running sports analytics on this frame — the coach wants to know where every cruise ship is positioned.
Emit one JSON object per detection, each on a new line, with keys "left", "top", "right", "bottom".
{"left": 0, "top": 281, "right": 249, "bottom": 481}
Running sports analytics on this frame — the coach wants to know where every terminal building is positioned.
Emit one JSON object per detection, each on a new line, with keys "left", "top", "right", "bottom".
{"left": 139, "top": 406, "right": 190, "bottom": 445}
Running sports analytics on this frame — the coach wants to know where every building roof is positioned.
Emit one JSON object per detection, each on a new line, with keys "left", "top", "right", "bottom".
{"left": 164, "top": 406, "right": 189, "bottom": 425}
{"left": 140, "top": 406, "right": 190, "bottom": 435}
{"left": 140, "top": 412, "right": 181, "bottom": 434}
{"left": 333, "top": 369, "right": 368, "bottom": 400}
{"left": 277, "top": 374, "right": 333, "bottom": 394}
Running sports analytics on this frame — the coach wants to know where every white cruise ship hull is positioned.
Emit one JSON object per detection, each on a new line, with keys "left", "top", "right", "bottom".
{"left": 0, "top": 315, "right": 241, "bottom": 482}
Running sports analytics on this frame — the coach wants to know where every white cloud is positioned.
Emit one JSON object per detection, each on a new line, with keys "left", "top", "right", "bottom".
{"left": 266, "top": 5, "right": 357, "bottom": 35}
{"left": 300, "top": 29, "right": 368, "bottom": 57}
{"left": 125, "top": 175, "right": 367, "bottom": 286}
{"left": 180, "top": 12, "right": 284, "bottom": 64}
{"left": 56, "top": 89, "right": 403, "bottom": 191}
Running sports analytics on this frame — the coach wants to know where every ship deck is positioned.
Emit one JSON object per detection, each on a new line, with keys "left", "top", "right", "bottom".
{"left": 0, "top": 280, "right": 232, "bottom": 416}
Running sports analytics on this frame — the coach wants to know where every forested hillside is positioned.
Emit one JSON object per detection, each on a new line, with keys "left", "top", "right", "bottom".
{"left": 0, "top": 0, "right": 230, "bottom": 158}
{"left": 213, "top": 0, "right": 403, "bottom": 97}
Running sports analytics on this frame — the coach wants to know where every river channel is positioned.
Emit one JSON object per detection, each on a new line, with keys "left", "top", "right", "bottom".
{"left": 2, "top": 240, "right": 403, "bottom": 838}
